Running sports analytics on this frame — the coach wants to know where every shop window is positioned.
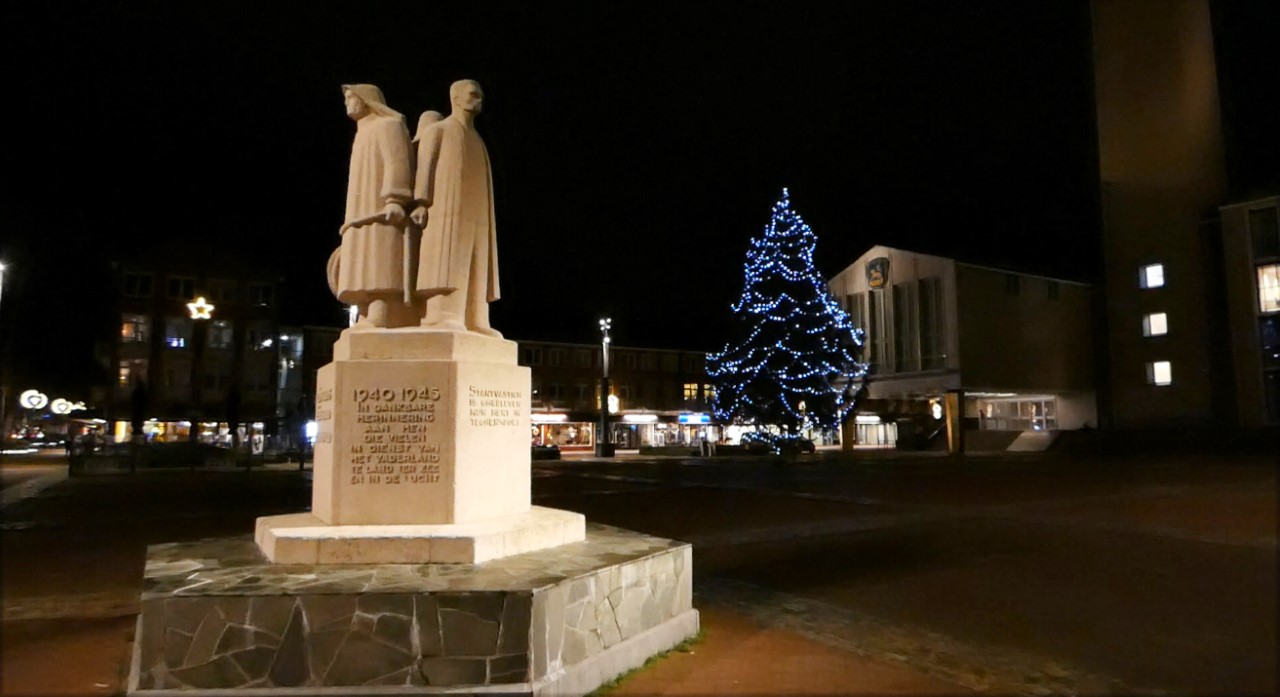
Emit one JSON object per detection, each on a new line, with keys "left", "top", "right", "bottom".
{"left": 121, "top": 314, "right": 150, "bottom": 343}
{"left": 167, "top": 276, "right": 196, "bottom": 300}
{"left": 1142, "top": 312, "right": 1168, "bottom": 337}
{"left": 118, "top": 359, "right": 148, "bottom": 387}
{"left": 1264, "top": 371, "right": 1280, "bottom": 424}
{"left": 247, "top": 283, "right": 274, "bottom": 307}
{"left": 208, "top": 320, "right": 234, "bottom": 349}
{"left": 683, "top": 383, "right": 698, "bottom": 400}
{"left": 1250, "top": 206, "right": 1279, "bottom": 260}
{"left": 245, "top": 363, "right": 273, "bottom": 393}
{"left": 521, "top": 347, "right": 542, "bottom": 366}
{"left": 893, "top": 282, "right": 919, "bottom": 373}
{"left": 1260, "top": 316, "right": 1280, "bottom": 369}
{"left": 204, "top": 370, "right": 230, "bottom": 391}
{"left": 247, "top": 321, "right": 275, "bottom": 351}
{"left": 164, "top": 362, "right": 192, "bottom": 400}
{"left": 1257, "top": 263, "right": 1280, "bottom": 313}
{"left": 1146, "top": 361, "right": 1173, "bottom": 386}
{"left": 919, "top": 277, "right": 944, "bottom": 370}
{"left": 123, "top": 273, "right": 153, "bottom": 298}
{"left": 165, "top": 316, "right": 192, "bottom": 349}
{"left": 1139, "top": 264, "right": 1164, "bottom": 289}
{"left": 868, "top": 290, "right": 886, "bottom": 374}
{"left": 210, "top": 279, "right": 237, "bottom": 304}
{"left": 849, "top": 292, "right": 867, "bottom": 334}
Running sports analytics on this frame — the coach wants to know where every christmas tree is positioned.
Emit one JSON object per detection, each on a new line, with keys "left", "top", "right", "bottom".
{"left": 708, "top": 188, "right": 868, "bottom": 443}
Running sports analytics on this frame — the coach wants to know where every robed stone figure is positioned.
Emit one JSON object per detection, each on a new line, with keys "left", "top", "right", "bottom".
{"left": 337, "top": 84, "right": 414, "bottom": 329}
{"left": 411, "top": 79, "right": 501, "bottom": 336}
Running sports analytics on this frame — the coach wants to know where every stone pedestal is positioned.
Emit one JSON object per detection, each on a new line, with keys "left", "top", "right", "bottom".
{"left": 257, "top": 329, "right": 585, "bottom": 565}
{"left": 128, "top": 525, "right": 697, "bottom": 696}
{"left": 313, "top": 329, "right": 531, "bottom": 526}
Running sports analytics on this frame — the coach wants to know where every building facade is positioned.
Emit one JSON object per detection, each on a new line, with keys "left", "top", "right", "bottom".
{"left": 1091, "top": 0, "right": 1232, "bottom": 428}
{"left": 100, "top": 260, "right": 284, "bottom": 448}
{"left": 1090, "top": 0, "right": 1280, "bottom": 431}
{"left": 517, "top": 340, "right": 715, "bottom": 450}
{"left": 829, "top": 246, "right": 1096, "bottom": 448}
{"left": 1218, "top": 196, "right": 1280, "bottom": 425}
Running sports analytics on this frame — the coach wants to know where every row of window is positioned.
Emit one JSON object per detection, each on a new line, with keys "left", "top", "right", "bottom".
{"left": 844, "top": 277, "right": 946, "bottom": 374}
{"left": 519, "top": 346, "right": 703, "bottom": 373}
{"left": 122, "top": 273, "right": 274, "bottom": 306}
{"left": 117, "top": 359, "right": 273, "bottom": 393}
{"left": 121, "top": 315, "right": 276, "bottom": 352}
{"left": 532, "top": 381, "right": 715, "bottom": 405}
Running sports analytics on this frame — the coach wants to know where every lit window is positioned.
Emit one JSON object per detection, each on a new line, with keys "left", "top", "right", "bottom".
{"left": 1146, "top": 361, "right": 1173, "bottom": 386}
{"left": 683, "top": 383, "right": 698, "bottom": 400}
{"left": 1258, "top": 263, "right": 1280, "bottom": 313}
{"left": 165, "top": 317, "right": 192, "bottom": 349}
{"left": 121, "top": 314, "right": 150, "bottom": 343}
{"left": 1139, "top": 264, "right": 1164, "bottom": 289}
{"left": 1142, "top": 312, "right": 1168, "bottom": 337}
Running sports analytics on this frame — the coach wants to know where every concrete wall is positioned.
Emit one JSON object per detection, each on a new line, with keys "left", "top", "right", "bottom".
{"left": 955, "top": 264, "right": 1095, "bottom": 393}
{"left": 1091, "top": 0, "right": 1229, "bottom": 426}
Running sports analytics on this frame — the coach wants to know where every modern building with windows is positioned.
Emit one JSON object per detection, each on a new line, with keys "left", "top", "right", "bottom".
{"left": 1219, "top": 196, "right": 1280, "bottom": 425}
{"left": 516, "top": 340, "right": 715, "bottom": 451}
{"left": 1090, "top": 0, "right": 1278, "bottom": 429}
{"left": 99, "top": 259, "right": 285, "bottom": 449}
{"left": 828, "top": 245, "right": 1096, "bottom": 448}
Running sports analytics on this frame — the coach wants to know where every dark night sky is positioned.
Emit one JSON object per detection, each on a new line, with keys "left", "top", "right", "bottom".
{"left": 2, "top": 1, "right": 1276, "bottom": 398}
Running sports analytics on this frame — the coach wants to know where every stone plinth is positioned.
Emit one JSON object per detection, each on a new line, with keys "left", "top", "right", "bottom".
{"left": 128, "top": 525, "right": 697, "bottom": 696}
{"left": 256, "top": 506, "right": 586, "bottom": 564}
{"left": 311, "top": 329, "right": 531, "bottom": 526}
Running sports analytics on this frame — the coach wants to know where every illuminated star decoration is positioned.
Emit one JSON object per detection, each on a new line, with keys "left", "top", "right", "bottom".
{"left": 707, "top": 188, "right": 869, "bottom": 442}
{"left": 187, "top": 296, "right": 215, "bottom": 320}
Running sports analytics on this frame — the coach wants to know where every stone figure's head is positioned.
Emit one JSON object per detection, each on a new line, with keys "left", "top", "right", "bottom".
{"left": 413, "top": 110, "right": 444, "bottom": 142}
{"left": 341, "top": 84, "right": 403, "bottom": 121}
{"left": 449, "top": 80, "right": 484, "bottom": 116}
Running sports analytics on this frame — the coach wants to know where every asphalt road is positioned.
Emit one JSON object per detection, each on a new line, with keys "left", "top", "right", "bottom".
{"left": 1, "top": 450, "right": 1275, "bottom": 695}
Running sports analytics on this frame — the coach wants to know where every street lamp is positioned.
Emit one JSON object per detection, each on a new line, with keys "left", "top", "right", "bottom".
{"left": 595, "top": 317, "right": 613, "bottom": 457}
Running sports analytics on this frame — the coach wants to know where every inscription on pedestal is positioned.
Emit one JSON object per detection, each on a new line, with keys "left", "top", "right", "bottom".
{"left": 348, "top": 387, "right": 442, "bottom": 486}
{"left": 316, "top": 388, "right": 334, "bottom": 443}
{"left": 468, "top": 385, "right": 525, "bottom": 428}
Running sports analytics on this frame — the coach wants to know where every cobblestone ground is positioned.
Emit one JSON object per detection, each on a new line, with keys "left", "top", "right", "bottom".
{"left": 1, "top": 451, "right": 1275, "bottom": 696}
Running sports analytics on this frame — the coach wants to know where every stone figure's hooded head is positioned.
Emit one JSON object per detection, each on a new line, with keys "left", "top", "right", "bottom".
{"left": 342, "top": 84, "right": 404, "bottom": 121}
{"left": 413, "top": 111, "right": 444, "bottom": 143}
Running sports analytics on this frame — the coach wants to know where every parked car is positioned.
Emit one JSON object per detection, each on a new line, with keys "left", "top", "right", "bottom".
{"left": 777, "top": 438, "right": 816, "bottom": 454}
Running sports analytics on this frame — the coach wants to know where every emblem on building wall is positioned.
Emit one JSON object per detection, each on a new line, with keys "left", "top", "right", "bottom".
{"left": 867, "top": 257, "right": 890, "bottom": 289}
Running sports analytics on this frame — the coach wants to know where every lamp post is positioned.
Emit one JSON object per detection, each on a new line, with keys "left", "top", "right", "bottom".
{"left": 595, "top": 317, "right": 613, "bottom": 457}
{"left": 0, "top": 262, "right": 8, "bottom": 454}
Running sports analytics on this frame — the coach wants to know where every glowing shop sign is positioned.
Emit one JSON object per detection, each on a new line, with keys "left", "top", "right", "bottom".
{"left": 19, "top": 390, "right": 49, "bottom": 410}
{"left": 678, "top": 413, "right": 710, "bottom": 424}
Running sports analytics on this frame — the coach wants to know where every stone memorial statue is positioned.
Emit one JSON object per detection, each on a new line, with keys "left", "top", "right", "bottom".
{"left": 335, "top": 84, "right": 415, "bottom": 329}
{"left": 132, "top": 78, "right": 697, "bottom": 696}
{"left": 411, "top": 79, "right": 502, "bottom": 337}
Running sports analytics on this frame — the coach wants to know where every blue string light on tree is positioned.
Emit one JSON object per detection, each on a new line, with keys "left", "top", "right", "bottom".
{"left": 708, "top": 188, "right": 869, "bottom": 446}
